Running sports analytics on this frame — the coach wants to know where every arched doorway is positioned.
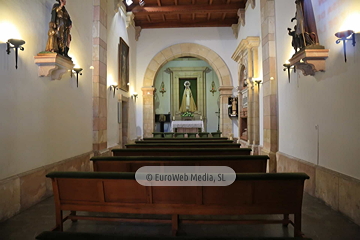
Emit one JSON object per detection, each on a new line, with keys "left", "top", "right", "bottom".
{"left": 141, "top": 43, "right": 233, "bottom": 138}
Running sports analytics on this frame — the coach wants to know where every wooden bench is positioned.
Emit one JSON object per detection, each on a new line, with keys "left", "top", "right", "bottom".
{"left": 125, "top": 143, "right": 241, "bottom": 149}
{"left": 91, "top": 155, "right": 268, "bottom": 173}
{"left": 46, "top": 172, "right": 309, "bottom": 237}
{"left": 112, "top": 148, "right": 252, "bottom": 157}
{"left": 134, "top": 140, "right": 235, "bottom": 144}
{"left": 36, "top": 231, "right": 313, "bottom": 240}
{"left": 145, "top": 137, "right": 229, "bottom": 141}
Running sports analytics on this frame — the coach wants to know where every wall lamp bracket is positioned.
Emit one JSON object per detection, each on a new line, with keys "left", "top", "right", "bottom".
{"left": 6, "top": 39, "right": 25, "bottom": 69}
{"left": 254, "top": 79, "right": 262, "bottom": 86}
{"left": 283, "top": 63, "right": 295, "bottom": 83}
{"left": 335, "top": 30, "right": 356, "bottom": 62}
{"left": 73, "top": 68, "right": 83, "bottom": 87}
{"left": 131, "top": 93, "right": 138, "bottom": 101}
{"left": 110, "top": 85, "right": 119, "bottom": 98}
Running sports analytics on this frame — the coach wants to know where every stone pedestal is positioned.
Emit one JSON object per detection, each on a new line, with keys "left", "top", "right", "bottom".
{"left": 34, "top": 53, "right": 74, "bottom": 80}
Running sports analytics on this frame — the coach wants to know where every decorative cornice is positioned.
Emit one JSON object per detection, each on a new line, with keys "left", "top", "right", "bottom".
{"left": 232, "top": 36, "right": 260, "bottom": 63}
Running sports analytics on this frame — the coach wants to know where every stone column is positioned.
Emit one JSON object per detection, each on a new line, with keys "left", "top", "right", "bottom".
{"left": 218, "top": 86, "right": 233, "bottom": 138}
{"left": 142, "top": 87, "right": 156, "bottom": 138}
{"left": 92, "top": 0, "right": 107, "bottom": 154}
{"left": 260, "top": 0, "right": 278, "bottom": 172}
{"left": 252, "top": 81, "right": 260, "bottom": 155}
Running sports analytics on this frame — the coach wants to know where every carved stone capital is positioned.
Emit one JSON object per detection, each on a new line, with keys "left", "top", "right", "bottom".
{"left": 34, "top": 53, "right": 74, "bottom": 80}
{"left": 289, "top": 49, "right": 330, "bottom": 76}
{"left": 218, "top": 86, "right": 234, "bottom": 95}
{"left": 141, "top": 86, "right": 156, "bottom": 96}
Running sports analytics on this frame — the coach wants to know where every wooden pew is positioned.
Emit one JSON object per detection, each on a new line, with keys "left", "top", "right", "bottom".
{"left": 125, "top": 143, "right": 241, "bottom": 149}
{"left": 46, "top": 172, "right": 309, "bottom": 237}
{"left": 36, "top": 231, "right": 314, "bottom": 240}
{"left": 112, "top": 148, "right": 252, "bottom": 157}
{"left": 91, "top": 155, "right": 268, "bottom": 173}
{"left": 134, "top": 140, "right": 235, "bottom": 144}
{"left": 144, "top": 137, "right": 229, "bottom": 141}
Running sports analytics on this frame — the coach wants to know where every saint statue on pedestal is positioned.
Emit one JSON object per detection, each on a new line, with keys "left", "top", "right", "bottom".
{"left": 45, "top": 0, "right": 72, "bottom": 59}
{"left": 179, "top": 81, "right": 197, "bottom": 112}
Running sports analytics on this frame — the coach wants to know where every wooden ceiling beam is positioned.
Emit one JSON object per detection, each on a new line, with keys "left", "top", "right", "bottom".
{"left": 132, "top": 4, "right": 244, "bottom": 15}
{"left": 137, "top": 19, "right": 237, "bottom": 28}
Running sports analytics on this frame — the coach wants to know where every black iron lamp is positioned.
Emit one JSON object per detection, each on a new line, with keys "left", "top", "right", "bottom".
{"left": 335, "top": 30, "right": 356, "bottom": 62}
{"left": 131, "top": 92, "right": 138, "bottom": 102}
{"left": 254, "top": 79, "right": 262, "bottom": 87}
{"left": 283, "top": 63, "right": 295, "bottom": 83}
{"left": 73, "top": 68, "right": 83, "bottom": 88}
{"left": 6, "top": 39, "right": 25, "bottom": 69}
{"left": 110, "top": 85, "right": 119, "bottom": 97}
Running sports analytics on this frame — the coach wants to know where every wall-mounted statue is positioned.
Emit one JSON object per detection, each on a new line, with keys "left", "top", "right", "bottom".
{"left": 288, "top": 0, "right": 323, "bottom": 54}
{"left": 45, "top": 0, "right": 72, "bottom": 59}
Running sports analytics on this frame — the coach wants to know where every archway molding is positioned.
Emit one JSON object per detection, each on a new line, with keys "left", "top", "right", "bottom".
{"left": 141, "top": 43, "right": 233, "bottom": 138}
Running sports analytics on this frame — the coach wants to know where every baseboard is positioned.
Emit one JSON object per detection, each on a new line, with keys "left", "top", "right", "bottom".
{"left": 0, "top": 151, "right": 93, "bottom": 222}
{"left": 277, "top": 151, "right": 360, "bottom": 226}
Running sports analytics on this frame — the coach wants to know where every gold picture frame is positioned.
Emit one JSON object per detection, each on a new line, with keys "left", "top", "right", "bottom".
{"left": 118, "top": 37, "right": 129, "bottom": 92}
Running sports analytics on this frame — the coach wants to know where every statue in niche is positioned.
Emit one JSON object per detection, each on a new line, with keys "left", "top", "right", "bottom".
{"left": 179, "top": 81, "right": 197, "bottom": 112}
{"left": 45, "top": 0, "right": 72, "bottom": 59}
{"left": 288, "top": 0, "right": 323, "bottom": 54}
{"left": 231, "top": 97, "right": 238, "bottom": 116}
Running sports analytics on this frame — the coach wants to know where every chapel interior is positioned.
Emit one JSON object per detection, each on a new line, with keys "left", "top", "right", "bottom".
{"left": 0, "top": 0, "right": 360, "bottom": 239}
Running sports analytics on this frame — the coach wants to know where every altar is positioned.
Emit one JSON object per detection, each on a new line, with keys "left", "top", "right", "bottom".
{"left": 170, "top": 120, "right": 204, "bottom": 133}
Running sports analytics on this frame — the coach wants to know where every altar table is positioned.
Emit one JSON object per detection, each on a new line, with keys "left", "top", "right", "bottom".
{"left": 170, "top": 120, "right": 204, "bottom": 133}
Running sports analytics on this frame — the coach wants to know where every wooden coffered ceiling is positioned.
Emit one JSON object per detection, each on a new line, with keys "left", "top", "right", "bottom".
{"left": 125, "top": 0, "right": 248, "bottom": 29}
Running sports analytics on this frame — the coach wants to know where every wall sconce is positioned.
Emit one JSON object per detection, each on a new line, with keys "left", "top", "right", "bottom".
{"left": 72, "top": 68, "right": 83, "bottom": 88}
{"left": 139, "top": 0, "right": 145, "bottom": 6}
{"left": 132, "top": 92, "right": 138, "bottom": 101}
{"left": 109, "top": 85, "right": 119, "bottom": 98}
{"left": 283, "top": 63, "right": 295, "bottom": 83}
{"left": 159, "top": 81, "right": 166, "bottom": 96}
{"left": 6, "top": 39, "right": 25, "bottom": 69}
{"left": 335, "top": 30, "right": 356, "bottom": 62}
{"left": 210, "top": 81, "right": 217, "bottom": 96}
{"left": 254, "top": 79, "right": 262, "bottom": 86}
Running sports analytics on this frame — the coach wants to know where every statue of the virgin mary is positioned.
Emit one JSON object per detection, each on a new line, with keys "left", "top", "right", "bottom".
{"left": 179, "top": 81, "right": 197, "bottom": 112}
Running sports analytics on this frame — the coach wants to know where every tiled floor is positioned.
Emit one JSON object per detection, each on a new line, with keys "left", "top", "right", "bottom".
{"left": 0, "top": 193, "right": 359, "bottom": 240}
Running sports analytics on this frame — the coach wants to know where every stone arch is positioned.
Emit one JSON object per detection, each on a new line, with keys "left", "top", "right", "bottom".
{"left": 141, "top": 43, "right": 233, "bottom": 138}
{"left": 142, "top": 43, "right": 232, "bottom": 87}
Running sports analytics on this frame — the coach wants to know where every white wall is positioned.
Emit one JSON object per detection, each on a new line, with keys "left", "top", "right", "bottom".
{"left": 135, "top": 27, "right": 238, "bottom": 137}
{"left": 276, "top": 0, "right": 360, "bottom": 180}
{"left": 107, "top": 3, "right": 138, "bottom": 147}
{"left": 0, "top": 0, "right": 93, "bottom": 180}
